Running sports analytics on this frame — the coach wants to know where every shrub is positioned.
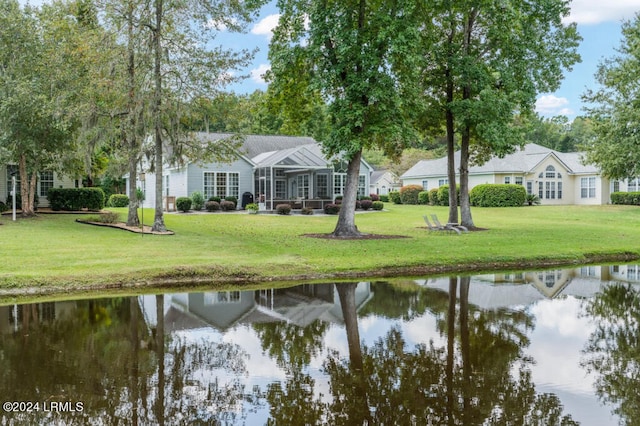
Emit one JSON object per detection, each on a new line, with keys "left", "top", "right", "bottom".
{"left": 611, "top": 191, "right": 640, "bottom": 205}
{"left": 526, "top": 194, "right": 541, "bottom": 206}
{"left": 360, "top": 196, "right": 372, "bottom": 201}
{"left": 276, "top": 203, "right": 292, "bottom": 215}
{"left": 176, "top": 197, "right": 192, "bottom": 212}
{"left": 301, "top": 207, "right": 314, "bottom": 215}
{"left": 360, "top": 199, "right": 373, "bottom": 210}
{"left": 220, "top": 200, "right": 236, "bottom": 211}
{"left": 369, "top": 193, "right": 380, "bottom": 201}
{"left": 191, "top": 191, "right": 205, "bottom": 210}
{"left": 208, "top": 196, "right": 221, "bottom": 203}
{"left": 246, "top": 202, "right": 259, "bottom": 212}
{"left": 334, "top": 195, "right": 343, "bottom": 204}
{"left": 399, "top": 185, "right": 423, "bottom": 204}
{"left": 48, "top": 188, "right": 105, "bottom": 211}
{"left": 379, "top": 194, "right": 389, "bottom": 202}
{"left": 98, "top": 211, "right": 120, "bottom": 223}
{"left": 224, "top": 196, "right": 238, "bottom": 205}
{"left": 354, "top": 200, "right": 361, "bottom": 210}
{"left": 429, "top": 188, "right": 439, "bottom": 205}
{"left": 418, "top": 191, "right": 430, "bottom": 205}
{"left": 470, "top": 184, "right": 526, "bottom": 207}
{"left": 0, "top": 201, "right": 7, "bottom": 213}
{"left": 108, "top": 194, "right": 129, "bottom": 208}
{"left": 205, "top": 201, "right": 220, "bottom": 212}
{"left": 436, "top": 185, "right": 460, "bottom": 206}
{"left": 372, "top": 201, "right": 384, "bottom": 210}
{"left": 388, "top": 191, "right": 402, "bottom": 204}
{"left": 324, "top": 203, "right": 341, "bottom": 214}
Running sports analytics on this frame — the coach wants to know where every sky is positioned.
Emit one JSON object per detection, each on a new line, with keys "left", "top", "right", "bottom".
{"left": 19, "top": 0, "right": 640, "bottom": 119}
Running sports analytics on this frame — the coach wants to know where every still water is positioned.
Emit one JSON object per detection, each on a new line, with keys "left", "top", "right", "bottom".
{"left": 1, "top": 264, "right": 638, "bottom": 425}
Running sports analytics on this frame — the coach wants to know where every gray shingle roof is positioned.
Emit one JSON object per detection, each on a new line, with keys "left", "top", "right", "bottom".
{"left": 197, "top": 132, "right": 318, "bottom": 159}
{"left": 401, "top": 143, "right": 599, "bottom": 178}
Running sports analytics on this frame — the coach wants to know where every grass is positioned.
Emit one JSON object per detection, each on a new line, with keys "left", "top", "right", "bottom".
{"left": 1, "top": 204, "right": 640, "bottom": 293}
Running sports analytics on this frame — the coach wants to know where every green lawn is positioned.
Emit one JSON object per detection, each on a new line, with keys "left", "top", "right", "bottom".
{"left": 1, "top": 204, "right": 640, "bottom": 292}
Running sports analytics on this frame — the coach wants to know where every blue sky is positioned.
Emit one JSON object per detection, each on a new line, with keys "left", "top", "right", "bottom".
{"left": 20, "top": 0, "right": 640, "bottom": 119}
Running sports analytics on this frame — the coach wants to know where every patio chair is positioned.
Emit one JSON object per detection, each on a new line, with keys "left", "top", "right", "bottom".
{"left": 423, "top": 215, "right": 460, "bottom": 235}
{"left": 431, "top": 214, "right": 468, "bottom": 233}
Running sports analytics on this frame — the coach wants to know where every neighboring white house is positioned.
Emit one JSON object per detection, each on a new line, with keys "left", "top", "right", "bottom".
{"left": 400, "top": 143, "right": 635, "bottom": 205}
{"left": 133, "top": 133, "right": 374, "bottom": 210}
{"left": 369, "top": 169, "right": 400, "bottom": 196}
{"left": 0, "top": 164, "right": 78, "bottom": 208}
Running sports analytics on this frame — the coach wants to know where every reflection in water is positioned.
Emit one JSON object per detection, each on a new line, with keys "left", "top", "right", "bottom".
{"left": 0, "top": 265, "right": 637, "bottom": 424}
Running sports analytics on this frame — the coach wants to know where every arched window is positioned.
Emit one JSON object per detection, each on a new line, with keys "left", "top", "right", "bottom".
{"left": 537, "top": 165, "right": 563, "bottom": 200}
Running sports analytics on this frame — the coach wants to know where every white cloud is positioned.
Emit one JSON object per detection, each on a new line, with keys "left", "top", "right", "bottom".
{"left": 565, "top": 0, "right": 640, "bottom": 24}
{"left": 251, "top": 14, "right": 280, "bottom": 39}
{"left": 250, "top": 63, "right": 270, "bottom": 85}
{"left": 535, "top": 95, "right": 574, "bottom": 116}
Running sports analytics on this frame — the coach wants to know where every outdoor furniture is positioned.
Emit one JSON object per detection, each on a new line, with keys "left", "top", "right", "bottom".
{"left": 431, "top": 214, "right": 468, "bottom": 233}
{"left": 423, "top": 215, "right": 460, "bottom": 235}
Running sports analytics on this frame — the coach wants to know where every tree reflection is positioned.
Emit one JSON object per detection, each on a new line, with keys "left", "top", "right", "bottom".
{"left": 322, "top": 278, "right": 578, "bottom": 425}
{"left": 582, "top": 283, "right": 640, "bottom": 423}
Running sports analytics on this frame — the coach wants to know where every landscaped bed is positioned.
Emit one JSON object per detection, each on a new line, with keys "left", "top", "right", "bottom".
{"left": 1, "top": 204, "right": 639, "bottom": 296}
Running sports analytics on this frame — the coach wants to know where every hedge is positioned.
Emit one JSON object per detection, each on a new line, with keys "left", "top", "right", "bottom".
{"left": 48, "top": 188, "right": 105, "bottom": 211}
{"left": 388, "top": 191, "right": 402, "bottom": 204}
{"left": 470, "top": 184, "right": 526, "bottom": 207}
{"left": 436, "top": 185, "right": 460, "bottom": 206}
{"left": 108, "top": 194, "right": 129, "bottom": 207}
{"left": 176, "top": 197, "right": 192, "bottom": 212}
{"left": 611, "top": 191, "right": 640, "bottom": 205}
{"left": 399, "top": 185, "right": 423, "bottom": 204}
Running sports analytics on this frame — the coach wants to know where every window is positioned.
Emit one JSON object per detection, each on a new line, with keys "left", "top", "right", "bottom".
{"left": 438, "top": 178, "right": 448, "bottom": 187}
{"left": 203, "top": 172, "right": 239, "bottom": 199}
{"left": 538, "top": 165, "right": 563, "bottom": 200}
{"left": 526, "top": 181, "right": 533, "bottom": 194}
{"left": 613, "top": 180, "right": 620, "bottom": 193}
{"left": 628, "top": 178, "right": 639, "bottom": 192}
{"left": 164, "top": 175, "right": 170, "bottom": 196}
{"left": 581, "top": 177, "right": 596, "bottom": 198}
{"left": 422, "top": 180, "right": 428, "bottom": 189}
{"left": 39, "top": 171, "right": 54, "bottom": 197}
{"left": 294, "top": 174, "right": 309, "bottom": 198}
{"left": 275, "top": 180, "right": 287, "bottom": 199}
{"left": 204, "top": 291, "right": 241, "bottom": 305}
{"left": 6, "top": 165, "right": 20, "bottom": 196}
{"left": 504, "top": 176, "right": 511, "bottom": 184}
{"left": 515, "top": 177, "right": 523, "bottom": 186}
{"left": 332, "top": 173, "right": 367, "bottom": 197}
{"left": 358, "top": 175, "right": 366, "bottom": 197}
{"left": 316, "top": 174, "right": 329, "bottom": 198}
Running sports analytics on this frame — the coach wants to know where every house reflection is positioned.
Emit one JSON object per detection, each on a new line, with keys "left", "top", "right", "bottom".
{"left": 138, "top": 282, "right": 374, "bottom": 332}
{"left": 415, "top": 264, "right": 640, "bottom": 310}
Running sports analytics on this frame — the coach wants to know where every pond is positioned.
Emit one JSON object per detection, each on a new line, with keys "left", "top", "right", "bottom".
{"left": 1, "top": 264, "right": 638, "bottom": 425}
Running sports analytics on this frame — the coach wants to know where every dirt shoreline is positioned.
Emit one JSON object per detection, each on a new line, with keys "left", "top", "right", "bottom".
{"left": 0, "top": 252, "right": 637, "bottom": 301}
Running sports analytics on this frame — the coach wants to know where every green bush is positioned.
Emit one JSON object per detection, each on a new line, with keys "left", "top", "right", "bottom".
{"left": 418, "top": 191, "right": 430, "bottom": 205}
{"left": 399, "top": 185, "right": 423, "bottom": 204}
{"left": 379, "top": 194, "right": 389, "bottom": 202}
{"left": 224, "top": 196, "right": 238, "bottom": 205}
{"left": 360, "top": 199, "right": 373, "bottom": 210}
{"left": 246, "top": 202, "right": 259, "bottom": 212}
{"left": 108, "top": 194, "right": 129, "bottom": 208}
{"left": 436, "top": 185, "right": 460, "bottom": 206}
{"left": 98, "top": 211, "right": 120, "bottom": 223}
{"left": 208, "top": 196, "right": 221, "bottom": 203}
{"left": 48, "top": 188, "right": 105, "bottom": 211}
{"left": 276, "top": 203, "right": 292, "bottom": 215}
{"left": 0, "top": 201, "right": 7, "bottom": 213}
{"left": 176, "top": 197, "right": 192, "bottom": 212}
{"left": 205, "top": 201, "right": 220, "bottom": 212}
{"left": 388, "top": 191, "right": 402, "bottom": 204}
{"left": 429, "top": 188, "right": 439, "bottom": 205}
{"left": 611, "top": 191, "right": 640, "bottom": 205}
{"left": 470, "top": 184, "right": 526, "bottom": 207}
{"left": 220, "top": 200, "right": 236, "bottom": 211}
{"left": 191, "top": 191, "right": 205, "bottom": 210}
{"left": 324, "top": 203, "right": 340, "bottom": 214}
{"left": 372, "top": 201, "right": 384, "bottom": 210}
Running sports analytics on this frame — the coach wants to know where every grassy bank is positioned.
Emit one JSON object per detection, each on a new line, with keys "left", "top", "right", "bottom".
{"left": 1, "top": 204, "right": 640, "bottom": 293}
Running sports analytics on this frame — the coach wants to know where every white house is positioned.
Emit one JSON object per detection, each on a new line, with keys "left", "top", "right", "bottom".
{"left": 134, "top": 133, "right": 374, "bottom": 210}
{"left": 400, "top": 143, "right": 633, "bottom": 205}
{"left": 369, "top": 169, "right": 400, "bottom": 196}
{"left": 0, "top": 164, "right": 78, "bottom": 208}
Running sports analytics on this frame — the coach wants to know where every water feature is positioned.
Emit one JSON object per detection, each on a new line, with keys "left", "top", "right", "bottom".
{"left": 1, "top": 264, "right": 638, "bottom": 425}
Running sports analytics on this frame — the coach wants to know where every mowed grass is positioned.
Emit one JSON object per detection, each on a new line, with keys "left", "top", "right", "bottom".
{"left": 1, "top": 204, "right": 640, "bottom": 289}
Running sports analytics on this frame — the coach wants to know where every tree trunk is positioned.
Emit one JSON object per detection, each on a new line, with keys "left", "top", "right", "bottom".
{"left": 154, "top": 294, "right": 165, "bottom": 425}
{"left": 446, "top": 276, "right": 457, "bottom": 424}
{"left": 18, "top": 154, "right": 35, "bottom": 217}
{"left": 459, "top": 124, "right": 475, "bottom": 228}
{"left": 151, "top": 0, "right": 166, "bottom": 232}
{"left": 332, "top": 148, "right": 363, "bottom": 237}
{"left": 125, "top": 0, "right": 140, "bottom": 228}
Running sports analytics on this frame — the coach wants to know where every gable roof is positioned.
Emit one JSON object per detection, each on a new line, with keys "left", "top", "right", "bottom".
{"left": 401, "top": 143, "right": 599, "bottom": 179}
{"left": 197, "top": 132, "right": 318, "bottom": 159}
